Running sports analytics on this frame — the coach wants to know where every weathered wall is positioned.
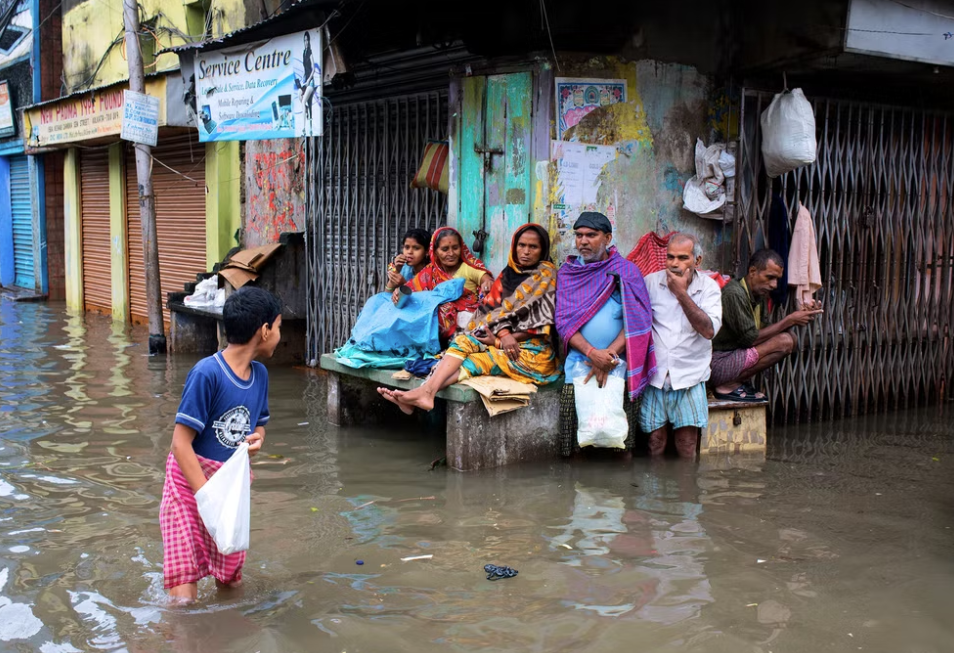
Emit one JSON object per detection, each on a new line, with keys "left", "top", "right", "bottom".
{"left": 536, "top": 57, "right": 733, "bottom": 272}
{"left": 61, "top": 0, "right": 249, "bottom": 94}
{"left": 243, "top": 138, "right": 305, "bottom": 247}
{"left": 0, "top": 60, "right": 33, "bottom": 150}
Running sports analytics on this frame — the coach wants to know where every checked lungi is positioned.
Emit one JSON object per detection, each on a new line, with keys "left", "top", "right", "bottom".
{"left": 159, "top": 452, "right": 250, "bottom": 589}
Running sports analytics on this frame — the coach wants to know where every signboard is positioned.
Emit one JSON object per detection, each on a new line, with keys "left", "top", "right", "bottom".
{"left": 555, "top": 78, "right": 626, "bottom": 140}
{"left": 23, "top": 78, "right": 167, "bottom": 150}
{"left": 846, "top": 0, "right": 954, "bottom": 67}
{"left": 121, "top": 90, "right": 160, "bottom": 146}
{"left": 194, "top": 28, "right": 322, "bottom": 142}
{"left": 0, "top": 81, "right": 15, "bottom": 138}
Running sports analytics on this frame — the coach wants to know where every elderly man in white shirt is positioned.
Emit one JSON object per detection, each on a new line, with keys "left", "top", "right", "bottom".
{"left": 639, "top": 233, "right": 723, "bottom": 459}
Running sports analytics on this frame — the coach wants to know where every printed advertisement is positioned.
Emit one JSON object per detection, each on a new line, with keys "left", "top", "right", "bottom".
{"left": 121, "top": 90, "right": 160, "bottom": 146}
{"left": 195, "top": 28, "right": 322, "bottom": 142}
{"left": 554, "top": 78, "right": 626, "bottom": 140}
{"left": 0, "top": 82, "right": 15, "bottom": 138}
{"left": 23, "top": 78, "right": 167, "bottom": 150}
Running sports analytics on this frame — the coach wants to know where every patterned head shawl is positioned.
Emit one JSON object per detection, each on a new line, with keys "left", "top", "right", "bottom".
{"left": 471, "top": 224, "right": 556, "bottom": 335}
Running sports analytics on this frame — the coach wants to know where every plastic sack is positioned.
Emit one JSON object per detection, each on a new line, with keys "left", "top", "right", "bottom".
{"left": 760, "top": 89, "right": 816, "bottom": 178}
{"left": 683, "top": 138, "right": 728, "bottom": 217}
{"left": 569, "top": 359, "right": 629, "bottom": 449}
{"left": 345, "top": 278, "right": 465, "bottom": 358}
{"left": 195, "top": 442, "right": 251, "bottom": 555}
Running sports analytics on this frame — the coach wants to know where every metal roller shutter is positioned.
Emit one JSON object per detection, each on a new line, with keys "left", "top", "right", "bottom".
{"left": 80, "top": 149, "right": 112, "bottom": 313}
{"left": 10, "top": 156, "right": 34, "bottom": 290}
{"left": 126, "top": 133, "right": 207, "bottom": 325}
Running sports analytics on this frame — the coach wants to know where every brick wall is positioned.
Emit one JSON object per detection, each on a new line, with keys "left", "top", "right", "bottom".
{"left": 38, "top": 0, "right": 63, "bottom": 101}
{"left": 44, "top": 152, "right": 64, "bottom": 300}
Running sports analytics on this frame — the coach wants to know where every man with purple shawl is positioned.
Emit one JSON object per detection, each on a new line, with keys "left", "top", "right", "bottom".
{"left": 557, "top": 212, "right": 656, "bottom": 402}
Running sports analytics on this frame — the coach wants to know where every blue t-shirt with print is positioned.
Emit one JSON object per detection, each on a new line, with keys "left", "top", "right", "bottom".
{"left": 175, "top": 352, "right": 270, "bottom": 462}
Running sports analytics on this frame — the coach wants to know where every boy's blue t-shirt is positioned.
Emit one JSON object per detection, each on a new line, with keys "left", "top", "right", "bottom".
{"left": 175, "top": 352, "right": 270, "bottom": 462}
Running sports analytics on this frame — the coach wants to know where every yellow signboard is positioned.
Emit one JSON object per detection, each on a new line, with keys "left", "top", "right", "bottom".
{"left": 24, "top": 78, "right": 167, "bottom": 150}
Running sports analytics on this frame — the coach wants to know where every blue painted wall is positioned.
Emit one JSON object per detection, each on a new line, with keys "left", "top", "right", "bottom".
{"left": 0, "top": 157, "right": 14, "bottom": 286}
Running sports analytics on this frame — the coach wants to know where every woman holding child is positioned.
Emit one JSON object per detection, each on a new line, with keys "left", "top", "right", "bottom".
{"left": 379, "top": 223, "right": 559, "bottom": 413}
{"left": 394, "top": 226, "right": 494, "bottom": 344}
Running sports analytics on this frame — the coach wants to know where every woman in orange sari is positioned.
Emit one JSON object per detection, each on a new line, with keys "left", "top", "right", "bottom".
{"left": 394, "top": 226, "right": 493, "bottom": 344}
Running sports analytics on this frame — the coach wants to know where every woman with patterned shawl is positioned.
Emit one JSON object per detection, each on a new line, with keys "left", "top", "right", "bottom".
{"left": 396, "top": 226, "right": 493, "bottom": 344}
{"left": 379, "top": 224, "right": 560, "bottom": 414}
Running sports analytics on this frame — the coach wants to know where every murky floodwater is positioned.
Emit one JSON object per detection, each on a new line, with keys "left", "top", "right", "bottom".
{"left": 2, "top": 299, "right": 954, "bottom": 652}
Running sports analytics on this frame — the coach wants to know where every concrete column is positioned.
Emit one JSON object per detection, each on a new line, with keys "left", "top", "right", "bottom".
{"left": 63, "top": 148, "right": 83, "bottom": 311}
{"left": 108, "top": 143, "right": 128, "bottom": 323}
{"left": 205, "top": 141, "right": 242, "bottom": 269}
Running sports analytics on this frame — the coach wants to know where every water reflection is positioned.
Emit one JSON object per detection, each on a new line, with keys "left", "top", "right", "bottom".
{"left": 1, "top": 299, "right": 954, "bottom": 651}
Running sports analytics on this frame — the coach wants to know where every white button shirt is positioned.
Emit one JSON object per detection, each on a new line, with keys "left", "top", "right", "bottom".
{"left": 645, "top": 270, "right": 723, "bottom": 390}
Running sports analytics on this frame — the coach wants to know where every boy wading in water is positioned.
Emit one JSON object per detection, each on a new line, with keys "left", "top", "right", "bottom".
{"left": 160, "top": 287, "right": 282, "bottom": 603}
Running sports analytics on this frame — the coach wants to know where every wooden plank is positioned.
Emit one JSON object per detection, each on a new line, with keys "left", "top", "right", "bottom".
{"left": 457, "top": 76, "right": 486, "bottom": 258}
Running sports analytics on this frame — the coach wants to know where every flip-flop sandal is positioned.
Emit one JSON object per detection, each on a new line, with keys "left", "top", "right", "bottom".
{"left": 713, "top": 386, "right": 764, "bottom": 403}
{"left": 741, "top": 383, "right": 768, "bottom": 402}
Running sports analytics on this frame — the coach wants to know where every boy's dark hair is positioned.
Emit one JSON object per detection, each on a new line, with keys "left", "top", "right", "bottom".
{"left": 749, "top": 248, "right": 784, "bottom": 272}
{"left": 404, "top": 228, "right": 431, "bottom": 252}
{"left": 223, "top": 287, "right": 282, "bottom": 344}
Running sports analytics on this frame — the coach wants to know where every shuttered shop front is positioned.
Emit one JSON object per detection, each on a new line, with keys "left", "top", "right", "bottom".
{"left": 80, "top": 149, "right": 112, "bottom": 313}
{"left": 126, "top": 133, "right": 207, "bottom": 325}
{"left": 9, "top": 156, "right": 34, "bottom": 290}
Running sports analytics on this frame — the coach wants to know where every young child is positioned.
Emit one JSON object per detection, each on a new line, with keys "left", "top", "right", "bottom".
{"left": 160, "top": 286, "right": 282, "bottom": 603}
{"left": 385, "top": 228, "right": 431, "bottom": 291}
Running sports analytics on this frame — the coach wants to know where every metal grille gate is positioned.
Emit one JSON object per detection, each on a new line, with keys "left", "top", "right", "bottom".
{"left": 737, "top": 90, "right": 954, "bottom": 423}
{"left": 305, "top": 91, "right": 448, "bottom": 362}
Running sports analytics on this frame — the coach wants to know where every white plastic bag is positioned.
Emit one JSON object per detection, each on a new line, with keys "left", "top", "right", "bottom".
{"left": 760, "top": 88, "right": 816, "bottom": 178}
{"left": 195, "top": 442, "right": 251, "bottom": 554}
{"left": 572, "top": 369, "right": 629, "bottom": 450}
{"left": 683, "top": 138, "right": 728, "bottom": 216}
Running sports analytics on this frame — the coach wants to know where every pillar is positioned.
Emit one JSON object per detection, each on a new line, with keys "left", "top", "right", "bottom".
{"left": 205, "top": 141, "right": 242, "bottom": 269}
{"left": 109, "top": 142, "right": 127, "bottom": 323}
{"left": 63, "top": 148, "right": 83, "bottom": 311}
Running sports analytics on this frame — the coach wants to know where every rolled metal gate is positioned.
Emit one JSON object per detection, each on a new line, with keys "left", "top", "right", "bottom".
{"left": 304, "top": 91, "right": 448, "bottom": 361}
{"left": 80, "top": 148, "right": 112, "bottom": 314}
{"left": 737, "top": 90, "right": 954, "bottom": 423}
{"left": 10, "top": 156, "right": 34, "bottom": 290}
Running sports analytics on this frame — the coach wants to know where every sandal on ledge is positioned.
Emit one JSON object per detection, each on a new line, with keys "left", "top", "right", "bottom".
{"left": 713, "top": 385, "right": 767, "bottom": 403}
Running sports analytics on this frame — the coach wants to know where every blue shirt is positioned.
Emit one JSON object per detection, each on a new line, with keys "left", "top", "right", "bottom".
{"left": 175, "top": 352, "right": 270, "bottom": 462}
{"left": 564, "top": 288, "right": 624, "bottom": 371}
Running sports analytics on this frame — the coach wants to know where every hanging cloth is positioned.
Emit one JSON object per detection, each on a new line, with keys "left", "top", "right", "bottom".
{"left": 787, "top": 204, "right": 822, "bottom": 306}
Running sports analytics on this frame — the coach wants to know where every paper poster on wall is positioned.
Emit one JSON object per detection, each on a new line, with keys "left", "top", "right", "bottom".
{"left": 554, "top": 78, "right": 626, "bottom": 140}
{"left": 551, "top": 140, "right": 617, "bottom": 207}
{"left": 121, "top": 90, "right": 160, "bottom": 146}
{"left": 195, "top": 28, "right": 322, "bottom": 142}
{"left": 0, "top": 82, "right": 15, "bottom": 138}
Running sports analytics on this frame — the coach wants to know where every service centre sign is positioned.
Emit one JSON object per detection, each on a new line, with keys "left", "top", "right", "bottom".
{"left": 195, "top": 28, "right": 322, "bottom": 142}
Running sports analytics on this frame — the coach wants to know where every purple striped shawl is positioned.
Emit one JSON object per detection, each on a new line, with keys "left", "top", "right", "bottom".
{"left": 556, "top": 247, "right": 656, "bottom": 400}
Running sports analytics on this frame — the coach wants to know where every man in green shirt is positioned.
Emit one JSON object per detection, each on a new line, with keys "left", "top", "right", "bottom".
{"left": 710, "top": 249, "right": 823, "bottom": 402}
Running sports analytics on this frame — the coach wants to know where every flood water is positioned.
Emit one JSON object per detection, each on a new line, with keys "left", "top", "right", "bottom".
{"left": 2, "top": 299, "right": 954, "bottom": 652}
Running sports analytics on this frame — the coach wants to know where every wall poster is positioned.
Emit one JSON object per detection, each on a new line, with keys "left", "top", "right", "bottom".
{"left": 554, "top": 77, "right": 626, "bottom": 140}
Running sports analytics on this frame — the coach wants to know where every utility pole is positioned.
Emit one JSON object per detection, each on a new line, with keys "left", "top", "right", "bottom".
{"left": 122, "top": 0, "right": 166, "bottom": 354}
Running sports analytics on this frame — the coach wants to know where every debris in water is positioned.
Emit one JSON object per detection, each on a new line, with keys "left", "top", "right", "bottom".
{"left": 298, "top": 422, "right": 309, "bottom": 426}
{"left": 746, "top": 603, "right": 758, "bottom": 607}
{"left": 356, "top": 560, "right": 364, "bottom": 566}
{"left": 310, "top": 507, "right": 318, "bottom": 512}
{"left": 558, "top": 543, "right": 572, "bottom": 550}
{"left": 757, "top": 559, "right": 767, "bottom": 564}
{"left": 932, "top": 456, "right": 940, "bottom": 462}
{"left": 267, "top": 454, "right": 284, "bottom": 459}
{"left": 401, "top": 555, "right": 433, "bottom": 562}
{"left": 484, "top": 564, "right": 518, "bottom": 581}
{"left": 354, "top": 501, "right": 376, "bottom": 510}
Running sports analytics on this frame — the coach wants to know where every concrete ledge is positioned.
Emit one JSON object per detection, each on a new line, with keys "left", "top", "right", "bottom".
{"left": 321, "top": 352, "right": 564, "bottom": 471}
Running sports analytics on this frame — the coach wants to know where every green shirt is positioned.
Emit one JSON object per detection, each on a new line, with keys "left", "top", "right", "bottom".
{"left": 712, "top": 278, "right": 769, "bottom": 351}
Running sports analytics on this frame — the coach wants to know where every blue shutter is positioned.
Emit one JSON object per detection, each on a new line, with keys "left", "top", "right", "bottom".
{"left": 9, "top": 156, "right": 34, "bottom": 290}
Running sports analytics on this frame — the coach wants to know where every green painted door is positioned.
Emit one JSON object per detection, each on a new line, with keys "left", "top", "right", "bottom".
{"left": 458, "top": 72, "right": 532, "bottom": 276}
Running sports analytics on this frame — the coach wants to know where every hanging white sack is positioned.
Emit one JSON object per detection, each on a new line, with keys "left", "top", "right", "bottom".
{"left": 569, "top": 356, "right": 629, "bottom": 449}
{"left": 760, "top": 88, "right": 817, "bottom": 178}
{"left": 195, "top": 442, "right": 251, "bottom": 554}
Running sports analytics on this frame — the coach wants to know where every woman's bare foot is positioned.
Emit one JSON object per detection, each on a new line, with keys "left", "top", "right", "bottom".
{"left": 216, "top": 579, "right": 243, "bottom": 591}
{"left": 167, "top": 582, "right": 198, "bottom": 605}
{"left": 392, "top": 386, "right": 437, "bottom": 412}
{"left": 377, "top": 387, "right": 414, "bottom": 415}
